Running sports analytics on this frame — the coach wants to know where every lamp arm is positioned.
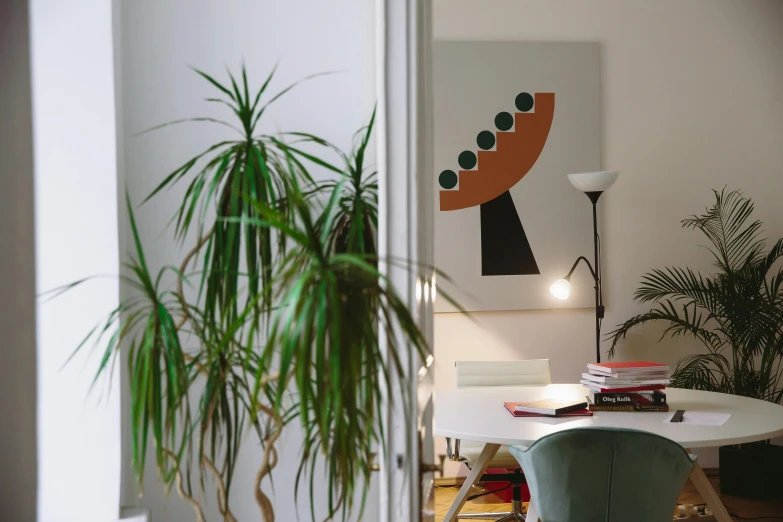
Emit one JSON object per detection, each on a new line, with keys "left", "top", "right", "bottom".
{"left": 565, "top": 255, "right": 598, "bottom": 281}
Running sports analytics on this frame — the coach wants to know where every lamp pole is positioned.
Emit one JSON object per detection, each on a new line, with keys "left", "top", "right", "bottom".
{"left": 585, "top": 192, "right": 605, "bottom": 363}
{"left": 555, "top": 171, "right": 617, "bottom": 363}
{"left": 561, "top": 249, "right": 603, "bottom": 362}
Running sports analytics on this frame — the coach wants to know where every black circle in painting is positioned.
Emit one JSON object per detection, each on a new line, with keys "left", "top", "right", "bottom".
{"left": 439, "top": 170, "right": 458, "bottom": 189}
{"left": 495, "top": 112, "right": 513, "bottom": 131}
{"left": 515, "top": 92, "right": 534, "bottom": 112}
{"left": 458, "top": 151, "right": 477, "bottom": 170}
{"left": 476, "top": 131, "right": 496, "bottom": 150}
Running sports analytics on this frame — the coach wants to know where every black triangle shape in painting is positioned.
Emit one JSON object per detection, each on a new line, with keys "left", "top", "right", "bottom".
{"left": 479, "top": 190, "right": 540, "bottom": 276}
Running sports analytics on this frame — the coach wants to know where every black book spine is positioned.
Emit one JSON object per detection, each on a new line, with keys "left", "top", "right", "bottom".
{"left": 589, "top": 403, "right": 670, "bottom": 412}
{"left": 591, "top": 391, "right": 666, "bottom": 406}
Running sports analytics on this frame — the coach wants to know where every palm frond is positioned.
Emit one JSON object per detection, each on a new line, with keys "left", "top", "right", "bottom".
{"left": 313, "top": 109, "right": 379, "bottom": 257}
{"left": 681, "top": 188, "right": 765, "bottom": 273}
{"left": 612, "top": 188, "right": 783, "bottom": 402}
{"left": 670, "top": 352, "right": 730, "bottom": 392}
{"left": 607, "top": 300, "right": 723, "bottom": 358}
{"left": 142, "top": 66, "right": 334, "bottom": 330}
{"left": 635, "top": 266, "right": 722, "bottom": 314}
{"left": 245, "top": 170, "right": 425, "bottom": 519}
{"left": 70, "top": 196, "right": 192, "bottom": 492}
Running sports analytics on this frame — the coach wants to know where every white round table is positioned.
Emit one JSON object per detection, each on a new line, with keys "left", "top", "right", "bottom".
{"left": 435, "top": 384, "right": 783, "bottom": 522}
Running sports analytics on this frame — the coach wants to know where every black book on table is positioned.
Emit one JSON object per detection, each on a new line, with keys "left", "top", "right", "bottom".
{"left": 591, "top": 390, "right": 667, "bottom": 406}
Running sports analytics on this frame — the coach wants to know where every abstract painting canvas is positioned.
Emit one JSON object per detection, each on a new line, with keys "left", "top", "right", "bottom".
{"left": 433, "top": 42, "right": 601, "bottom": 312}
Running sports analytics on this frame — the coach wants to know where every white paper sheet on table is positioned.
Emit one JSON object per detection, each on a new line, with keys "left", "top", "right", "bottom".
{"left": 664, "top": 412, "right": 732, "bottom": 426}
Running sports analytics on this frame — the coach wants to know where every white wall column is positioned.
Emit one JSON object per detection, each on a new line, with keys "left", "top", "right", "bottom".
{"left": 30, "top": 1, "right": 122, "bottom": 520}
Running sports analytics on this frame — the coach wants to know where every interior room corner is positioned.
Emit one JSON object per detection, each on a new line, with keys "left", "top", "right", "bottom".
{"left": 2, "top": 1, "right": 782, "bottom": 521}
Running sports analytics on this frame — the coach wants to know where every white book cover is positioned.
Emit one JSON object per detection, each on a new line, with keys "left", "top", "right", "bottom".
{"left": 581, "top": 373, "right": 670, "bottom": 385}
{"left": 580, "top": 380, "right": 666, "bottom": 391}
{"left": 589, "top": 390, "right": 656, "bottom": 398}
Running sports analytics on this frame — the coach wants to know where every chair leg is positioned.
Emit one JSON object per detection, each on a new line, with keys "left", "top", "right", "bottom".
{"left": 512, "top": 498, "right": 526, "bottom": 520}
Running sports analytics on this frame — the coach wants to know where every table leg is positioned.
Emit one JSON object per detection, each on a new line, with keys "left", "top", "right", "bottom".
{"left": 689, "top": 460, "right": 732, "bottom": 522}
{"left": 442, "top": 443, "right": 500, "bottom": 522}
{"left": 525, "top": 501, "right": 539, "bottom": 522}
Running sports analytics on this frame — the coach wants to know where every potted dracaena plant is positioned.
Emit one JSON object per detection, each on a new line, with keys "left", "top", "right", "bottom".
{"left": 608, "top": 188, "right": 783, "bottom": 499}
{"left": 60, "top": 67, "right": 446, "bottom": 521}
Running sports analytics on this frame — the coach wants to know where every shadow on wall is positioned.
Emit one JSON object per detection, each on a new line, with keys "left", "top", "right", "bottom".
{"left": 434, "top": 307, "right": 596, "bottom": 390}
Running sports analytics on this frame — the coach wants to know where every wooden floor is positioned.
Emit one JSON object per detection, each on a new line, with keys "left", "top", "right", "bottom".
{"left": 435, "top": 470, "right": 783, "bottom": 521}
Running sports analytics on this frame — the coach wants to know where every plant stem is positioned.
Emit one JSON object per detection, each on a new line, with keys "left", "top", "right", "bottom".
{"left": 255, "top": 402, "right": 283, "bottom": 522}
{"left": 176, "top": 226, "right": 215, "bottom": 330}
{"left": 165, "top": 449, "right": 207, "bottom": 522}
{"left": 204, "top": 456, "right": 238, "bottom": 522}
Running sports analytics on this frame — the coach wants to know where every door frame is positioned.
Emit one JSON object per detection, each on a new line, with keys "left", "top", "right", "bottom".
{"left": 375, "top": 0, "right": 435, "bottom": 520}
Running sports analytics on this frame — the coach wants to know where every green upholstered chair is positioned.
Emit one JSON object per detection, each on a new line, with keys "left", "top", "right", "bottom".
{"left": 508, "top": 427, "right": 696, "bottom": 522}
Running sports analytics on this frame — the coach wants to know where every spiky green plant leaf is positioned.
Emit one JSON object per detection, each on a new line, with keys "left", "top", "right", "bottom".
{"left": 609, "top": 189, "right": 783, "bottom": 403}
{"left": 230, "top": 165, "right": 426, "bottom": 518}
{"left": 143, "top": 66, "right": 339, "bottom": 331}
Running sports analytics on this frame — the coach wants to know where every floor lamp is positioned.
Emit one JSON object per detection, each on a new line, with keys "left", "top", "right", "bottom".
{"left": 550, "top": 171, "right": 619, "bottom": 363}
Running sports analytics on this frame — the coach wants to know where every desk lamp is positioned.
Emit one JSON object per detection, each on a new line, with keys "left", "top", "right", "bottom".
{"left": 550, "top": 171, "right": 619, "bottom": 363}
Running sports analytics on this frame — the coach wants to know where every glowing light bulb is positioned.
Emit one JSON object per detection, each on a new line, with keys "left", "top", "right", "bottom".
{"left": 550, "top": 279, "right": 571, "bottom": 300}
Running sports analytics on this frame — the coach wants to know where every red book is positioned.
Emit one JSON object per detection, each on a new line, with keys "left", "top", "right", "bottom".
{"left": 587, "top": 361, "right": 669, "bottom": 373}
{"left": 503, "top": 402, "right": 593, "bottom": 418}
{"left": 580, "top": 381, "right": 666, "bottom": 393}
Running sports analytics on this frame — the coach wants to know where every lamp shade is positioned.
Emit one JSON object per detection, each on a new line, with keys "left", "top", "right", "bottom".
{"left": 567, "top": 171, "right": 619, "bottom": 193}
{"left": 550, "top": 279, "right": 571, "bottom": 300}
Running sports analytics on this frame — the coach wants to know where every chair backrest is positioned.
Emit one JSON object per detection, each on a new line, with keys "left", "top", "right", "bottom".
{"left": 509, "top": 428, "right": 696, "bottom": 522}
{"left": 455, "top": 359, "right": 552, "bottom": 388}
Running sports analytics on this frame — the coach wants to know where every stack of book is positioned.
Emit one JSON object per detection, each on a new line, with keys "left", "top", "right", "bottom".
{"left": 580, "top": 361, "right": 670, "bottom": 412}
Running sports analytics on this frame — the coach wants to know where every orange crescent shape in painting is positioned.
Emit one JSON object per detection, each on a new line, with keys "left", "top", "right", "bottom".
{"left": 440, "top": 93, "right": 555, "bottom": 211}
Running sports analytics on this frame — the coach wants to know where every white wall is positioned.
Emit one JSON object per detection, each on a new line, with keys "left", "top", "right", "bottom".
{"left": 30, "top": 0, "right": 122, "bottom": 520}
{"left": 433, "top": 0, "right": 783, "bottom": 473}
{"left": 0, "top": 1, "right": 37, "bottom": 520}
{"left": 116, "top": 1, "right": 375, "bottom": 520}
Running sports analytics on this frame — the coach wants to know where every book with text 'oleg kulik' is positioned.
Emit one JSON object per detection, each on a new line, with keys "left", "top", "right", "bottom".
{"left": 590, "top": 390, "right": 667, "bottom": 406}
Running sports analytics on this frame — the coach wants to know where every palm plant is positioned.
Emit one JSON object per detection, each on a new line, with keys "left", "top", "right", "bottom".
{"left": 608, "top": 189, "right": 783, "bottom": 403}
{"left": 248, "top": 173, "right": 424, "bottom": 520}
{"left": 314, "top": 109, "right": 378, "bottom": 257}
{"left": 63, "top": 67, "right": 434, "bottom": 522}
{"left": 143, "top": 66, "right": 337, "bottom": 328}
